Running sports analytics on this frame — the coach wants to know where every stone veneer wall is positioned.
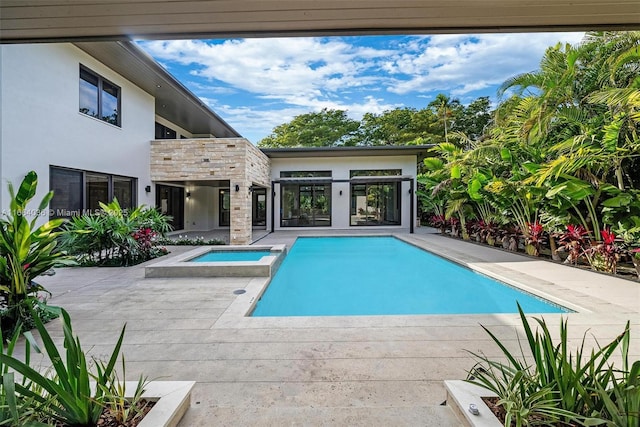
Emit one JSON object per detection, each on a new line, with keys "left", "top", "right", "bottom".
{"left": 150, "top": 138, "right": 271, "bottom": 245}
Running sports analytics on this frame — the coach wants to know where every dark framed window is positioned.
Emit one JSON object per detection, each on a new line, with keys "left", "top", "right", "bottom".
{"left": 79, "top": 65, "right": 121, "bottom": 126}
{"left": 155, "top": 122, "right": 177, "bottom": 139}
{"left": 157, "top": 184, "right": 184, "bottom": 230}
{"left": 50, "top": 166, "right": 136, "bottom": 218}
{"left": 350, "top": 182, "right": 401, "bottom": 226}
{"left": 219, "top": 189, "right": 230, "bottom": 227}
{"left": 350, "top": 169, "right": 402, "bottom": 177}
{"left": 280, "top": 171, "right": 331, "bottom": 178}
{"left": 281, "top": 183, "right": 331, "bottom": 227}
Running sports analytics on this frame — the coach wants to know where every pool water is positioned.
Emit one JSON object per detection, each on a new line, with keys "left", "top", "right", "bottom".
{"left": 191, "top": 250, "right": 272, "bottom": 262}
{"left": 251, "top": 236, "right": 569, "bottom": 316}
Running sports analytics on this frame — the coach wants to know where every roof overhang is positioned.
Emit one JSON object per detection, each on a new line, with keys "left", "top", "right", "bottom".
{"left": 74, "top": 41, "right": 240, "bottom": 138}
{"left": 2, "top": 1, "right": 639, "bottom": 43}
{"left": 261, "top": 145, "right": 433, "bottom": 159}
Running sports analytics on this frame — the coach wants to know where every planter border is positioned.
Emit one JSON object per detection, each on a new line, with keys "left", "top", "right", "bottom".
{"left": 131, "top": 380, "right": 195, "bottom": 427}
{"left": 445, "top": 380, "right": 501, "bottom": 427}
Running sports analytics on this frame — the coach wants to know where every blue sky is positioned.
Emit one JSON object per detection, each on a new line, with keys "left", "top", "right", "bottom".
{"left": 138, "top": 33, "right": 584, "bottom": 143}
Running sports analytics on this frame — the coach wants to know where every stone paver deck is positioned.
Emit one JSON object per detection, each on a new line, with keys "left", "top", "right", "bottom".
{"left": 29, "top": 228, "right": 639, "bottom": 426}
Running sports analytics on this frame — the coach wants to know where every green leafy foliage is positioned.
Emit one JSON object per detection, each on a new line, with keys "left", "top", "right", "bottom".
{"left": 97, "top": 356, "right": 151, "bottom": 425}
{"left": 467, "top": 304, "right": 638, "bottom": 426}
{"left": 0, "top": 171, "right": 73, "bottom": 336}
{"left": 60, "top": 198, "right": 172, "bottom": 266}
{"left": 156, "top": 234, "right": 226, "bottom": 246}
{"left": 0, "top": 307, "right": 126, "bottom": 426}
{"left": 258, "top": 109, "right": 360, "bottom": 147}
{"left": 419, "top": 32, "right": 640, "bottom": 277}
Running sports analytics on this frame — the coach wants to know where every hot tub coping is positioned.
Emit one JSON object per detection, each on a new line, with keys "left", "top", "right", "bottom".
{"left": 144, "top": 244, "right": 286, "bottom": 278}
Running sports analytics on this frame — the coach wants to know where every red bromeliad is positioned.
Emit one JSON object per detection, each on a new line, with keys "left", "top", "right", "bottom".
{"left": 524, "top": 221, "right": 546, "bottom": 256}
{"left": 558, "top": 224, "right": 589, "bottom": 265}
{"left": 584, "top": 228, "right": 623, "bottom": 274}
{"left": 600, "top": 228, "right": 616, "bottom": 245}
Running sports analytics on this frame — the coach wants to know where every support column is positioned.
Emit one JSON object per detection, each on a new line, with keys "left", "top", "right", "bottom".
{"left": 230, "top": 181, "right": 252, "bottom": 245}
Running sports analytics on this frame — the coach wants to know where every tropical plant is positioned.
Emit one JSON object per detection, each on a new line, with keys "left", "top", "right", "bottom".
{"left": 1, "top": 324, "right": 53, "bottom": 426}
{"left": 557, "top": 224, "right": 590, "bottom": 264}
{"left": 0, "top": 171, "right": 73, "bottom": 335}
{"left": 98, "top": 356, "right": 151, "bottom": 425}
{"left": 0, "top": 307, "right": 125, "bottom": 426}
{"left": 583, "top": 228, "right": 624, "bottom": 273}
{"left": 61, "top": 198, "right": 172, "bottom": 266}
{"left": 524, "top": 221, "right": 546, "bottom": 257}
{"left": 467, "top": 304, "right": 636, "bottom": 426}
{"left": 156, "top": 235, "right": 226, "bottom": 246}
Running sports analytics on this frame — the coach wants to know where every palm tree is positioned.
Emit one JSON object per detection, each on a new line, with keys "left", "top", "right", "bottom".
{"left": 429, "top": 94, "right": 460, "bottom": 144}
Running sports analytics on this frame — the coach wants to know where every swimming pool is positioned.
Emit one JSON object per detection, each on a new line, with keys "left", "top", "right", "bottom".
{"left": 251, "top": 236, "right": 569, "bottom": 316}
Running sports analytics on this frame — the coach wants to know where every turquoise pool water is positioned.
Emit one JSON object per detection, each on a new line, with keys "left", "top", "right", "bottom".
{"left": 251, "top": 236, "right": 569, "bottom": 316}
{"left": 192, "top": 250, "right": 272, "bottom": 262}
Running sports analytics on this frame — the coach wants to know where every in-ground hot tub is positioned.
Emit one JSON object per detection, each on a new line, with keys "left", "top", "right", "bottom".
{"left": 144, "top": 245, "right": 286, "bottom": 278}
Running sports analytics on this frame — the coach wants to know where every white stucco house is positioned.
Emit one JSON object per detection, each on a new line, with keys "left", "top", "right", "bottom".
{"left": 1, "top": 41, "right": 428, "bottom": 244}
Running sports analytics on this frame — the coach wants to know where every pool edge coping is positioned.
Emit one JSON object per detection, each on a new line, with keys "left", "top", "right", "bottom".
{"left": 213, "top": 234, "right": 589, "bottom": 329}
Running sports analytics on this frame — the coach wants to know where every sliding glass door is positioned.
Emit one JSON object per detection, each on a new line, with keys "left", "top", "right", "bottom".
{"left": 281, "top": 183, "right": 331, "bottom": 227}
{"left": 350, "top": 182, "right": 401, "bottom": 226}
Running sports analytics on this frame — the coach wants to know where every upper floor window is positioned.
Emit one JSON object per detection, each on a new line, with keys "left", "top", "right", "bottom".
{"left": 280, "top": 171, "right": 332, "bottom": 178}
{"left": 155, "top": 122, "right": 177, "bottom": 139}
{"left": 79, "top": 65, "right": 121, "bottom": 127}
{"left": 350, "top": 169, "right": 402, "bottom": 177}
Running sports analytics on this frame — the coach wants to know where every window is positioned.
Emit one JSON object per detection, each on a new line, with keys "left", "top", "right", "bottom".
{"left": 281, "top": 183, "right": 331, "bottom": 227}
{"left": 219, "top": 189, "right": 230, "bottom": 226}
{"left": 79, "top": 65, "right": 121, "bottom": 126}
{"left": 280, "top": 171, "right": 331, "bottom": 178}
{"left": 279, "top": 171, "right": 332, "bottom": 227}
{"left": 350, "top": 169, "right": 402, "bottom": 177}
{"left": 350, "top": 169, "right": 402, "bottom": 226}
{"left": 350, "top": 182, "right": 401, "bottom": 226}
{"left": 155, "top": 122, "right": 177, "bottom": 139}
{"left": 50, "top": 166, "right": 136, "bottom": 218}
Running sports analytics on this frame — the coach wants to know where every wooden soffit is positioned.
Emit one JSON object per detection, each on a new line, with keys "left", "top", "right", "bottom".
{"left": 1, "top": 0, "right": 639, "bottom": 43}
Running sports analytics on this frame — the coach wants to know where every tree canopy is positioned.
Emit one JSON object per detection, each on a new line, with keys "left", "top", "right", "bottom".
{"left": 257, "top": 97, "right": 492, "bottom": 148}
{"left": 257, "top": 109, "right": 359, "bottom": 148}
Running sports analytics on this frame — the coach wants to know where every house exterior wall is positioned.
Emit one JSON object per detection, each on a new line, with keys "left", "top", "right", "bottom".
{"left": 0, "top": 43, "right": 156, "bottom": 217}
{"left": 150, "top": 138, "right": 271, "bottom": 244}
{"left": 270, "top": 155, "right": 417, "bottom": 230}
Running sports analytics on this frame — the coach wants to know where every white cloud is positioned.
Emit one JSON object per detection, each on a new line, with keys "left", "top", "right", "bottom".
{"left": 385, "top": 33, "right": 584, "bottom": 95}
{"left": 138, "top": 32, "right": 586, "bottom": 141}
{"left": 140, "top": 38, "right": 395, "bottom": 106}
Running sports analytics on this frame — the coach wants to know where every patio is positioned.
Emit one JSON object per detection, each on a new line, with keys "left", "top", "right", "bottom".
{"left": 32, "top": 227, "right": 639, "bottom": 426}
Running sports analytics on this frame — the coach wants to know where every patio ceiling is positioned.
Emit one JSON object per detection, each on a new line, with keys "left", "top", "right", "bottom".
{"left": 2, "top": 0, "right": 639, "bottom": 43}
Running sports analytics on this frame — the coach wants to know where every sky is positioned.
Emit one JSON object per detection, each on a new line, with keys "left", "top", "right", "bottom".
{"left": 137, "top": 32, "right": 585, "bottom": 144}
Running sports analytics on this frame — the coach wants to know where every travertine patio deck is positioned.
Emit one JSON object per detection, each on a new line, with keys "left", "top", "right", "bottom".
{"left": 31, "top": 228, "right": 639, "bottom": 426}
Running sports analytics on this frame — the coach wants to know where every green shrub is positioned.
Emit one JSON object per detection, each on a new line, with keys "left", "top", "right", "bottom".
{"left": 156, "top": 235, "right": 226, "bottom": 246}
{"left": 0, "top": 171, "right": 73, "bottom": 336}
{"left": 61, "top": 198, "right": 172, "bottom": 266}
{"left": 466, "top": 304, "right": 638, "bottom": 426}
